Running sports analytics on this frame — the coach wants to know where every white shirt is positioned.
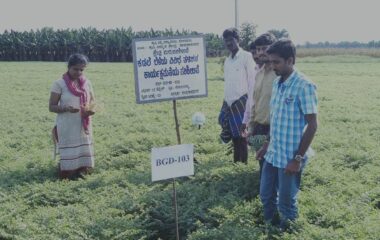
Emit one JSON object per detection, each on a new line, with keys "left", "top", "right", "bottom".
{"left": 224, "top": 48, "right": 256, "bottom": 107}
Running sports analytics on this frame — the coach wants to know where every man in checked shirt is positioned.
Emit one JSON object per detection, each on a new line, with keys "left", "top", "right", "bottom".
{"left": 256, "top": 39, "right": 318, "bottom": 231}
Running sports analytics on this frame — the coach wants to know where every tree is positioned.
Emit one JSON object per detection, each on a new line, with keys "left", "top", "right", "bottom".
{"left": 239, "top": 22, "right": 257, "bottom": 50}
{"left": 268, "top": 29, "right": 290, "bottom": 40}
{"left": 204, "top": 33, "right": 224, "bottom": 57}
{"left": 0, "top": 27, "right": 239, "bottom": 61}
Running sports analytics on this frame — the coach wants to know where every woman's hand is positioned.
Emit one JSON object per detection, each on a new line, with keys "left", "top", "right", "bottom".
{"left": 64, "top": 106, "right": 80, "bottom": 113}
{"left": 82, "top": 110, "right": 95, "bottom": 117}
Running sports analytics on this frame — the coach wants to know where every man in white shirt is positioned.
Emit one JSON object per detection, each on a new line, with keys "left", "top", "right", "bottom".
{"left": 218, "top": 28, "right": 256, "bottom": 163}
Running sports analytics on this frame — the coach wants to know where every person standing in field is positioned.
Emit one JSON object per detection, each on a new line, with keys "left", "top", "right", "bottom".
{"left": 49, "top": 53, "right": 96, "bottom": 179}
{"left": 248, "top": 42, "right": 262, "bottom": 67}
{"left": 256, "top": 39, "right": 318, "bottom": 230}
{"left": 241, "top": 33, "right": 277, "bottom": 181}
{"left": 218, "top": 28, "right": 256, "bottom": 163}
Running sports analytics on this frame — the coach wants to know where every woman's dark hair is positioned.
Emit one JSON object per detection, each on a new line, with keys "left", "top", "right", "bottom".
{"left": 222, "top": 28, "right": 239, "bottom": 40}
{"left": 67, "top": 53, "right": 89, "bottom": 67}
{"left": 254, "top": 33, "right": 276, "bottom": 46}
{"left": 266, "top": 39, "right": 296, "bottom": 64}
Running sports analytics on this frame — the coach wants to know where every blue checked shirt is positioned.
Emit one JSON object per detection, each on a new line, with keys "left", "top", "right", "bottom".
{"left": 264, "top": 70, "right": 318, "bottom": 168}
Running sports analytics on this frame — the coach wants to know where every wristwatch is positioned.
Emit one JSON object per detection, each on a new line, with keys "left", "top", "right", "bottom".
{"left": 294, "top": 154, "right": 304, "bottom": 163}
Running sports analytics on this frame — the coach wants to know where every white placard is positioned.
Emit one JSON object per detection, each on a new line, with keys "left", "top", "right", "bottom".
{"left": 151, "top": 144, "right": 194, "bottom": 182}
{"left": 133, "top": 35, "right": 207, "bottom": 103}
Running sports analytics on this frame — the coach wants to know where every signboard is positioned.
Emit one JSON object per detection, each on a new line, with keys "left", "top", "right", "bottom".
{"left": 133, "top": 35, "right": 207, "bottom": 103}
{"left": 151, "top": 144, "right": 194, "bottom": 182}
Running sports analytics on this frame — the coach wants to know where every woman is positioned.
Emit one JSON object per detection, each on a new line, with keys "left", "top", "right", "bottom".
{"left": 49, "top": 53, "right": 95, "bottom": 179}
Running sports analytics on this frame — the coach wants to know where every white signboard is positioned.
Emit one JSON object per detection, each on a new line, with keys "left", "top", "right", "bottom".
{"left": 133, "top": 35, "right": 207, "bottom": 103}
{"left": 151, "top": 144, "right": 194, "bottom": 182}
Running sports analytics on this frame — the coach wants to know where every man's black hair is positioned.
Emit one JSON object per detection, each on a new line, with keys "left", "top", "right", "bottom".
{"left": 266, "top": 38, "right": 296, "bottom": 64}
{"left": 254, "top": 33, "right": 276, "bottom": 46}
{"left": 249, "top": 42, "right": 256, "bottom": 50}
{"left": 222, "top": 28, "right": 239, "bottom": 40}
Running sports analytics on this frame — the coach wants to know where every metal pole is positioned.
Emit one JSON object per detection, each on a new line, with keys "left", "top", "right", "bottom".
{"left": 172, "top": 99, "right": 180, "bottom": 240}
{"left": 172, "top": 178, "right": 179, "bottom": 240}
{"left": 173, "top": 100, "right": 181, "bottom": 145}
{"left": 235, "top": 0, "right": 239, "bottom": 28}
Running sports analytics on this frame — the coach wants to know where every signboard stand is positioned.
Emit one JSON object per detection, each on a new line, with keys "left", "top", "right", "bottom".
{"left": 173, "top": 100, "right": 181, "bottom": 144}
{"left": 172, "top": 99, "right": 180, "bottom": 240}
{"left": 133, "top": 35, "right": 207, "bottom": 240}
{"left": 172, "top": 178, "right": 179, "bottom": 240}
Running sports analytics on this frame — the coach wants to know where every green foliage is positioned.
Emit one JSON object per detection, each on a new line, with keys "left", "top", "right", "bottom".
{"left": 0, "top": 56, "right": 380, "bottom": 239}
{"left": 0, "top": 28, "right": 218, "bottom": 62}
{"left": 248, "top": 135, "right": 267, "bottom": 152}
{"left": 0, "top": 24, "right": 254, "bottom": 63}
{"left": 268, "top": 28, "right": 290, "bottom": 40}
{"left": 204, "top": 33, "right": 225, "bottom": 57}
{"left": 239, "top": 22, "right": 257, "bottom": 50}
{"left": 297, "top": 48, "right": 380, "bottom": 58}
{"left": 2, "top": 27, "right": 379, "bottom": 62}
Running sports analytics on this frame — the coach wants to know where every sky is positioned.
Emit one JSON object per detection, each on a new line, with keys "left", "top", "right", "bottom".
{"left": 0, "top": 0, "right": 378, "bottom": 45}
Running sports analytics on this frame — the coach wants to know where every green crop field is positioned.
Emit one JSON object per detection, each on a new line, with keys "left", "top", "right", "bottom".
{"left": 0, "top": 56, "right": 379, "bottom": 239}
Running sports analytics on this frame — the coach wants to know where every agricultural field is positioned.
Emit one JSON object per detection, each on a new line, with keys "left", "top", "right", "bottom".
{"left": 0, "top": 55, "right": 379, "bottom": 239}
{"left": 297, "top": 48, "right": 380, "bottom": 58}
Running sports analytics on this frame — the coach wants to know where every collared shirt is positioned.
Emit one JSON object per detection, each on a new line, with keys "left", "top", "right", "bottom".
{"left": 264, "top": 69, "right": 318, "bottom": 168}
{"left": 245, "top": 63, "right": 277, "bottom": 127}
{"left": 224, "top": 48, "right": 256, "bottom": 106}
{"left": 243, "top": 64, "right": 260, "bottom": 124}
